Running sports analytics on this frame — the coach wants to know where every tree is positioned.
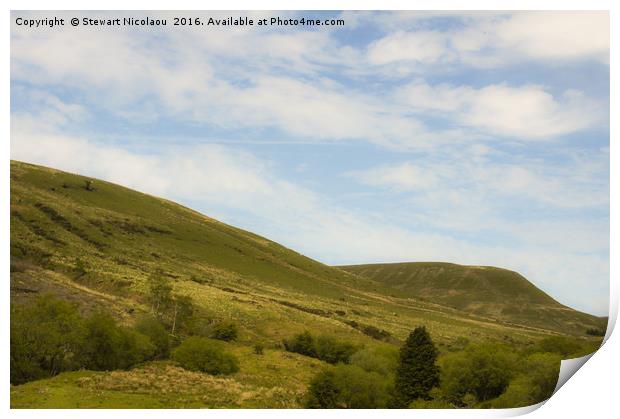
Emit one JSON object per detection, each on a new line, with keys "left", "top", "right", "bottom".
{"left": 393, "top": 326, "right": 440, "bottom": 407}
{"left": 170, "top": 294, "right": 194, "bottom": 335}
{"left": 135, "top": 316, "right": 170, "bottom": 359}
{"left": 441, "top": 343, "right": 516, "bottom": 405}
{"left": 148, "top": 270, "right": 172, "bottom": 319}
{"left": 305, "top": 369, "right": 340, "bottom": 408}
{"left": 10, "top": 295, "right": 86, "bottom": 384}
{"left": 315, "top": 335, "right": 357, "bottom": 364}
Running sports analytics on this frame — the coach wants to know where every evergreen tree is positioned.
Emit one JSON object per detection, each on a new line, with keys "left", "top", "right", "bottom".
{"left": 393, "top": 326, "right": 440, "bottom": 407}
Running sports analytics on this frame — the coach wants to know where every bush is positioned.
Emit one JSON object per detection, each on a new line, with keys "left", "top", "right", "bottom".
{"left": 586, "top": 328, "right": 605, "bottom": 337}
{"left": 10, "top": 295, "right": 86, "bottom": 384}
{"left": 11, "top": 296, "right": 157, "bottom": 384}
{"left": 305, "top": 365, "right": 391, "bottom": 408}
{"left": 172, "top": 336, "right": 239, "bottom": 375}
{"left": 315, "top": 335, "right": 357, "bottom": 364}
{"left": 350, "top": 346, "right": 399, "bottom": 376}
{"left": 441, "top": 343, "right": 516, "bottom": 405}
{"left": 82, "top": 312, "right": 155, "bottom": 371}
{"left": 284, "top": 331, "right": 316, "bottom": 357}
{"left": 117, "top": 327, "right": 156, "bottom": 369}
{"left": 533, "top": 336, "right": 583, "bottom": 358}
{"left": 305, "top": 369, "right": 340, "bottom": 408}
{"left": 211, "top": 321, "right": 238, "bottom": 342}
{"left": 284, "top": 331, "right": 357, "bottom": 364}
{"left": 253, "top": 343, "right": 264, "bottom": 355}
{"left": 135, "top": 316, "right": 170, "bottom": 359}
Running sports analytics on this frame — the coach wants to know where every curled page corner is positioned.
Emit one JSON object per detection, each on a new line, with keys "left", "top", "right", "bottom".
{"left": 553, "top": 352, "right": 595, "bottom": 395}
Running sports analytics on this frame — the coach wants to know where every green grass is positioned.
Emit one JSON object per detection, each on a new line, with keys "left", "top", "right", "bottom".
{"left": 340, "top": 262, "right": 606, "bottom": 335}
{"left": 10, "top": 160, "right": 605, "bottom": 408}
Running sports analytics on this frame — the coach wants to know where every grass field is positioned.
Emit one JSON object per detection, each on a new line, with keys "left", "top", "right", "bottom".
{"left": 10, "top": 160, "right": 605, "bottom": 408}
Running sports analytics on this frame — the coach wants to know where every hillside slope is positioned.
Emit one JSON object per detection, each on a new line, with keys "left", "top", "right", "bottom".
{"left": 10, "top": 159, "right": 603, "bottom": 344}
{"left": 340, "top": 262, "right": 605, "bottom": 334}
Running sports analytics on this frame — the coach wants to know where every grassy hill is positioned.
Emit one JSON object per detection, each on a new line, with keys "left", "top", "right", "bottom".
{"left": 339, "top": 262, "right": 606, "bottom": 334}
{"left": 10, "top": 160, "right": 605, "bottom": 408}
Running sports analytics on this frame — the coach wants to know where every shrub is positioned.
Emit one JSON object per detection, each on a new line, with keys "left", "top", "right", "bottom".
{"left": 10, "top": 295, "right": 86, "bottom": 384}
{"left": 315, "top": 335, "right": 357, "bottom": 364}
{"left": 393, "top": 326, "right": 440, "bottom": 407}
{"left": 441, "top": 343, "right": 516, "bottom": 405}
{"left": 211, "top": 321, "right": 238, "bottom": 342}
{"left": 284, "top": 331, "right": 357, "bottom": 364}
{"left": 524, "top": 352, "right": 562, "bottom": 402}
{"left": 305, "top": 365, "right": 391, "bottom": 408}
{"left": 586, "top": 328, "right": 605, "bottom": 337}
{"left": 135, "top": 316, "right": 170, "bottom": 359}
{"left": 283, "top": 331, "right": 316, "bottom": 357}
{"left": 305, "top": 369, "right": 340, "bottom": 408}
{"left": 350, "top": 346, "right": 399, "bottom": 376}
{"left": 253, "top": 343, "right": 264, "bottom": 355}
{"left": 172, "top": 336, "right": 239, "bottom": 375}
{"left": 488, "top": 351, "right": 561, "bottom": 408}
{"left": 534, "top": 336, "right": 583, "bottom": 358}
{"left": 117, "top": 327, "right": 156, "bottom": 369}
{"left": 82, "top": 312, "right": 124, "bottom": 370}
{"left": 82, "top": 312, "right": 155, "bottom": 370}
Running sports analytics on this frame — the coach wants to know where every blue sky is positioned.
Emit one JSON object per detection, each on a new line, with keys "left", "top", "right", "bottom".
{"left": 10, "top": 11, "right": 609, "bottom": 315}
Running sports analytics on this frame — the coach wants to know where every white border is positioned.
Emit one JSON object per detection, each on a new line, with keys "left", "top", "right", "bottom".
{"left": 4, "top": 2, "right": 617, "bottom": 419}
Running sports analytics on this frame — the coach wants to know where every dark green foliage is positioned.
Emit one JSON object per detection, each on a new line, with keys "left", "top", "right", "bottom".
{"left": 284, "top": 331, "right": 316, "bottom": 357}
{"left": 10, "top": 295, "right": 86, "bottom": 384}
{"left": 524, "top": 352, "right": 561, "bottom": 402}
{"left": 253, "top": 343, "right": 264, "bottom": 355}
{"left": 74, "top": 258, "right": 87, "bottom": 278}
{"left": 117, "top": 327, "right": 157, "bottom": 368}
{"left": 393, "top": 326, "right": 440, "bottom": 407}
{"left": 534, "top": 336, "right": 582, "bottom": 357}
{"left": 305, "top": 369, "right": 340, "bottom": 408}
{"left": 11, "top": 296, "right": 157, "bottom": 384}
{"left": 82, "top": 312, "right": 124, "bottom": 370}
{"left": 315, "top": 335, "right": 357, "bottom": 364}
{"left": 284, "top": 331, "right": 357, "bottom": 364}
{"left": 82, "top": 312, "right": 155, "bottom": 370}
{"left": 210, "top": 321, "right": 238, "bottom": 342}
{"left": 488, "top": 352, "right": 561, "bottom": 408}
{"left": 135, "top": 316, "right": 170, "bottom": 359}
{"left": 305, "top": 365, "right": 392, "bottom": 408}
{"left": 586, "top": 328, "right": 605, "bottom": 336}
{"left": 441, "top": 343, "right": 516, "bottom": 405}
{"left": 350, "top": 346, "right": 399, "bottom": 376}
{"left": 172, "top": 337, "right": 239, "bottom": 375}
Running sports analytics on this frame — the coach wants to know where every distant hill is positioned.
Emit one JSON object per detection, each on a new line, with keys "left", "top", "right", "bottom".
{"left": 339, "top": 262, "right": 606, "bottom": 334}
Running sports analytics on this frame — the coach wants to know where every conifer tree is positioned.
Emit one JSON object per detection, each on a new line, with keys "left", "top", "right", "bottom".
{"left": 393, "top": 326, "right": 440, "bottom": 407}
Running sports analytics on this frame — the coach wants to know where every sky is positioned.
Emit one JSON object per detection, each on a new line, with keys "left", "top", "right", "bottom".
{"left": 10, "top": 11, "right": 610, "bottom": 315}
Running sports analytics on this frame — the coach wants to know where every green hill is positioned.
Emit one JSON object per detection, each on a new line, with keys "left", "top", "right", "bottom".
{"left": 339, "top": 262, "right": 605, "bottom": 334}
{"left": 10, "top": 160, "right": 605, "bottom": 408}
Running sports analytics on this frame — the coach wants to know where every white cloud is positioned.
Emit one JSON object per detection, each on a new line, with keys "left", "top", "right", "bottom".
{"left": 347, "top": 162, "right": 445, "bottom": 191}
{"left": 397, "top": 82, "right": 603, "bottom": 139}
{"left": 365, "top": 12, "right": 609, "bottom": 68}
{"left": 11, "top": 11, "right": 607, "bottom": 148}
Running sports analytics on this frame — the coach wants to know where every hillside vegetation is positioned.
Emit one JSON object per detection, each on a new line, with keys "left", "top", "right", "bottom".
{"left": 10, "top": 160, "right": 605, "bottom": 408}
{"left": 340, "top": 262, "right": 606, "bottom": 335}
